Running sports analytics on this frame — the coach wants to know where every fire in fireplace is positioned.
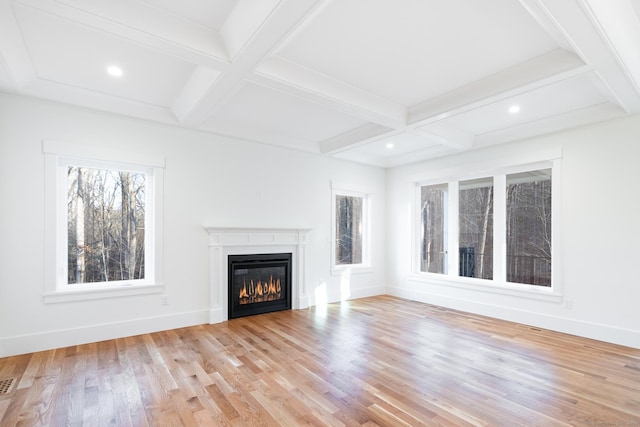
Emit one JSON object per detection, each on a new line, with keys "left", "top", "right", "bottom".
{"left": 228, "top": 253, "right": 292, "bottom": 319}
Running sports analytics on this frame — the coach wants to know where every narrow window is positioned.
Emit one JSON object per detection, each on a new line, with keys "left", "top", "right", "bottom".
{"left": 459, "top": 178, "right": 493, "bottom": 279}
{"left": 420, "top": 184, "right": 448, "bottom": 274}
{"left": 335, "top": 195, "right": 363, "bottom": 265}
{"left": 506, "top": 169, "right": 552, "bottom": 286}
{"left": 67, "top": 166, "right": 146, "bottom": 284}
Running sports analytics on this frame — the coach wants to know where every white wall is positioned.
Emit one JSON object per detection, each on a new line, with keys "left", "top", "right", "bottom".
{"left": 2, "top": 92, "right": 638, "bottom": 356}
{"left": 0, "top": 94, "right": 387, "bottom": 357}
{"left": 386, "top": 115, "right": 640, "bottom": 349}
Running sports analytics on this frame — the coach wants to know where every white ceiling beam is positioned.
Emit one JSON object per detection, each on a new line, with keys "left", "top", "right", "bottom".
{"left": 474, "top": 101, "right": 626, "bottom": 149}
{"left": 319, "top": 124, "right": 396, "bottom": 155}
{"left": 408, "top": 49, "right": 587, "bottom": 126}
{"left": 253, "top": 57, "right": 407, "bottom": 128}
{"left": 517, "top": 0, "right": 574, "bottom": 50}
{"left": 22, "top": 78, "right": 178, "bottom": 124}
{"left": 221, "top": 0, "right": 283, "bottom": 60}
{"left": 383, "top": 145, "right": 458, "bottom": 169}
{"left": 171, "top": 66, "right": 221, "bottom": 123}
{"left": 333, "top": 151, "right": 388, "bottom": 168}
{"left": 319, "top": 50, "right": 586, "bottom": 157}
{"left": 580, "top": 0, "right": 640, "bottom": 97}
{"left": 178, "top": 0, "right": 329, "bottom": 127}
{"left": 532, "top": 0, "right": 640, "bottom": 112}
{"left": 320, "top": 119, "right": 472, "bottom": 158}
{"left": 412, "top": 125, "right": 475, "bottom": 151}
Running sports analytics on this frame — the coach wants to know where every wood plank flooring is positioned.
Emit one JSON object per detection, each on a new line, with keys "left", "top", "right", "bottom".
{"left": 1, "top": 295, "right": 639, "bottom": 426}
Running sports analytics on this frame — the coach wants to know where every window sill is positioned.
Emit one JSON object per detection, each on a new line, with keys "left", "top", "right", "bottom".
{"left": 331, "top": 265, "right": 374, "bottom": 276}
{"left": 407, "top": 273, "right": 562, "bottom": 303}
{"left": 43, "top": 283, "right": 164, "bottom": 304}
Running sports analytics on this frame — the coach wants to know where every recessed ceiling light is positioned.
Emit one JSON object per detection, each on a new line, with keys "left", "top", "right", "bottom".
{"left": 106, "top": 65, "right": 123, "bottom": 77}
{"left": 508, "top": 105, "right": 520, "bottom": 114}
{"left": 386, "top": 142, "right": 395, "bottom": 149}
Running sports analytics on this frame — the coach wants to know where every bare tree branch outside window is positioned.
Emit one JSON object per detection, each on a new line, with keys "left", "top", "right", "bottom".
{"left": 336, "top": 195, "right": 363, "bottom": 265}
{"left": 67, "top": 166, "right": 146, "bottom": 284}
{"left": 506, "top": 169, "right": 552, "bottom": 286}
{"left": 420, "top": 185, "right": 447, "bottom": 274}
{"left": 459, "top": 178, "right": 494, "bottom": 280}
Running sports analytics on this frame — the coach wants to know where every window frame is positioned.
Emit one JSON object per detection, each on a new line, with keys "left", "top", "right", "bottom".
{"left": 330, "top": 182, "right": 373, "bottom": 275}
{"left": 418, "top": 183, "right": 449, "bottom": 275}
{"left": 458, "top": 177, "right": 495, "bottom": 280}
{"left": 409, "top": 155, "right": 562, "bottom": 302}
{"left": 43, "top": 141, "right": 165, "bottom": 303}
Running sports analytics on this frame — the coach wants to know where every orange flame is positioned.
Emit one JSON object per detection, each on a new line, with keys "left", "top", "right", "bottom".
{"left": 238, "top": 274, "right": 284, "bottom": 304}
{"left": 239, "top": 278, "right": 249, "bottom": 299}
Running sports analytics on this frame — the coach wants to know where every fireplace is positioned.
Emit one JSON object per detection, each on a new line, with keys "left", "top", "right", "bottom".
{"left": 205, "top": 227, "right": 310, "bottom": 323}
{"left": 228, "top": 253, "right": 292, "bottom": 319}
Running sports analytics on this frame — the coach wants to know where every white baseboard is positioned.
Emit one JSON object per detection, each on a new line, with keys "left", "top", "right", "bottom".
{"left": 297, "top": 295, "right": 310, "bottom": 310}
{"left": 209, "top": 307, "right": 224, "bottom": 324}
{"left": 386, "top": 285, "right": 640, "bottom": 349}
{"left": 310, "top": 284, "right": 385, "bottom": 307}
{"left": 0, "top": 310, "right": 210, "bottom": 358}
{"left": 348, "top": 285, "right": 385, "bottom": 301}
{"left": 9, "top": 285, "right": 632, "bottom": 357}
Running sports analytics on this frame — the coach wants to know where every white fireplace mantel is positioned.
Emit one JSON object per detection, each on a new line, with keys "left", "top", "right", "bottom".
{"left": 205, "top": 227, "right": 311, "bottom": 323}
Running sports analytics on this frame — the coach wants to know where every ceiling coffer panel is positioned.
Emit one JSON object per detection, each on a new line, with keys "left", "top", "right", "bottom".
{"left": 0, "top": 0, "right": 637, "bottom": 167}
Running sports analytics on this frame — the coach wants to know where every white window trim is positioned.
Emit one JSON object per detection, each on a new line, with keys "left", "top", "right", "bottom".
{"left": 409, "top": 153, "right": 562, "bottom": 302}
{"left": 331, "top": 181, "right": 373, "bottom": 275}
{"left": 43, "top": 140, "right": 165, "bottom": 303}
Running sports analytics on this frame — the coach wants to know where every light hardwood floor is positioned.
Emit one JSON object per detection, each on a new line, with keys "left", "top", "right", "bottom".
{"left": 1, "top": 296, "right": 639, "bottom": 426}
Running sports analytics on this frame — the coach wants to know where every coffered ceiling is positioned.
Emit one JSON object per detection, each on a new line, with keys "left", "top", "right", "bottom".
{"left": 1, "top": 0, "right": 639, "bottom": 167}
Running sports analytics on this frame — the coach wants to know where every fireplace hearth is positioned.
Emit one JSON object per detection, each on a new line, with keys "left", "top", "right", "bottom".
{"left": 228, "top": 253, "right": 292, "bottom": 319}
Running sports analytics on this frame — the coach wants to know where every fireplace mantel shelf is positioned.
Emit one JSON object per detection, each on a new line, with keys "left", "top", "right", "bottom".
{"left": 204, "top": 227, "right": 311, "bottom": 247}
{"left": 205, "top": 227, "right": 311, "bottom": 323}
{"left": 204, "top": 227, "right": 311, "bottom": 233}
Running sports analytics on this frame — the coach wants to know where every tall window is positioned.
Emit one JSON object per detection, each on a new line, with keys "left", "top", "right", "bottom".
{"left": 506, "top": 169, "right": 552, "bottom": 287}
{"left": 44, "top": 141, "right": 164, "bottom": 302}
{"left": 67, "top": 166, "right": 146, "bottom": 284}
{"left": 331, "top": 184, "right": 372, "bottom": 274}
{"left": 459, "top": 178, "right": 493, "bottom": 280}
{"left": 415, "top": 163, "right": 557, "bottom": 290}
{"left": 335, "top": 195, "right": 363, "bottom": 265}
{"left": 420, "top": 184, "right": 447, "bottom": 274}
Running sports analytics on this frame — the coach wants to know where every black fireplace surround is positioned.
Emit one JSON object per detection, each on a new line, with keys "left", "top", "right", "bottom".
{"left": 228, "top": 253, "right": 292, "bottom": 319}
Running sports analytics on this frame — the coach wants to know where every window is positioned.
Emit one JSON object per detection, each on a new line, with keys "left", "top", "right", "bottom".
{"left": 331, "top": 183, "right": 372, "bottom": 274}
{"left": 459, "top": 178, "right": 493, "bottom": 280}
{"left": 44, "top": 141, "right": 164, "bottom": 302}
{"left": 336, "top": 195, "right": 363, "bottom": 265}
{"left": 420, "top": 184, "right": 448, "bottom": 274}
{"left": 67, "top": 166, "right": 146, "bottom": 284}
{"left": 506, "top": 169, "right": 552, "bottom": 286}
{"left": 413, "top": 159, "right": 559, "bottom": 295}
